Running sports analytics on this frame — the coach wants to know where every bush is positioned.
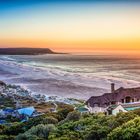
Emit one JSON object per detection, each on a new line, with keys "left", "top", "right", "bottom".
{"left": 132, "top": 108, "right": 140, "bottom": 116}
{"left": 66, "top": 111, "right": 81, "bottom": 122}
{"left": 16, "top": 133, "right": 42, "bottom": 140}
{"left": 0, "top": 125, "right": 6, "bottom": 133}
{"left": 41, "top": 117, "right": 58, "bottom": 124}
{"left": 107, "top": 117, "right": 140, "bottom": 140}
{"left": 0, "top": 135, "right": 15, "bottom": 140}
{"left": 57, "top": 105, "right": 74, "bottom": 121}
{"left": 17, "top": 124, "right": 56, "bottom": 140}
{"left": 2, "top": 123, "right": 24, "bottom": 135}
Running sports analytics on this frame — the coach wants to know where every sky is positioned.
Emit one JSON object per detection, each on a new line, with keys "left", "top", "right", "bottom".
{"left": 0, "top": 0, "right": 140, "bottom": 54}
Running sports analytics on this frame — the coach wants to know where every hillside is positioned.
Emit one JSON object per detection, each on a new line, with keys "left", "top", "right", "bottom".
{"left": 1, "top": 81, "right": 140, "bottom": 140}
{"left": 0, "top": 48, "right": 57, "bottom": 55}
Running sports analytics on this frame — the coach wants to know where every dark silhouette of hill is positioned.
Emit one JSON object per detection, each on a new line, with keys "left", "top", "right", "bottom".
{"left": 0, "top": 48, "right": 58, "bottom": 55}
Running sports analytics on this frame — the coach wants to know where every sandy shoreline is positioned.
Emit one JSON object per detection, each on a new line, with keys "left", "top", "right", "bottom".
{"left": 0, "top": 75, "right": 107, "bottom": 100}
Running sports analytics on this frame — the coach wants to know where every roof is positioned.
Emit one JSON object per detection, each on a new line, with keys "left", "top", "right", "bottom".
{"left": 18, "top": 107, "right": 35, "bottom": 116}
{"left": 3, "top": 108, "right": 14, "bottom": 113}
{"left": 0, "top": 120, "right": 7, "bottom": 124}
{"left": 124, "top": 106, "right": 140, "bottom": 111}
{"left": 77, "top": 107, "right": 89, "bottom": 112}
{"left": 86, "top": 87, "right": 140, "bottom": 107}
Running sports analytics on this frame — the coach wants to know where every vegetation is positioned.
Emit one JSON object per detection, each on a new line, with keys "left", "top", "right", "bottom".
{"left": 108, "top": 117, "right": 140, "bottom": 140}
{"left": 16, "top": 124, "right": 56, "bottom": 140}
{"left": 0, "top": 95, "right": 15, "bottom": 109}
{"left": 0, "top": 107, "right": 140, "bottom": 140}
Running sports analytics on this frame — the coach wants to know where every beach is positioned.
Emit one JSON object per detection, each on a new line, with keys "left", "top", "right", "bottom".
{"left": 0, "top": 54, "right": 140, "bottom": 100}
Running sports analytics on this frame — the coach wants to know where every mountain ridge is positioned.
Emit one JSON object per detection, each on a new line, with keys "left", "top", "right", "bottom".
{"left": 0, "top": 48, "right": 60, "bottom": 55}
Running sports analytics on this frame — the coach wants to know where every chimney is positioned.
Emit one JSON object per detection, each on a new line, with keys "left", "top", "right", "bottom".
{"left": 111, "top": 83, "right": 115, "bottom": 93}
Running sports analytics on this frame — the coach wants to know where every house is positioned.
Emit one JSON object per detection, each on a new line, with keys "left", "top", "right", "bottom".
{"left": 107, "top": 102, "right": 140, "bottom": 115}
{"left": 17, "top": 106, "right": 44, "bottom": 121}
{"left": 0, "top": 108, "right": 15, "bottom": 118}
{"left": 107, "top": 105, "right": 127, "bottom": 115}
{"left": 86, "top": 83, "right": 140, "bottom": 115}
{"left": 17, "top": 106, "right": 35, "bottom": 117}
{"left": 0, "top": 120, "right": 7, "bottom": 125}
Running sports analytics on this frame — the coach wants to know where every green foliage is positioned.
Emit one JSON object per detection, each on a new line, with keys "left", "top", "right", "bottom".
{"left": 132, "top": 108, "right": 140, "bottom": 116}
{"left": 0, "top": 94, "right": 15, "bottom": 109}
{"left": 57, "top": 104, "right": 74, "bottom": 121}
{"left": 41, "top": 117, "right": 58, "bottom": 125}
{"left": 65, "top": 111, "right": 81, "bottom": 122}
{"left": 0, "top": 115, "right": 58, "bottom": 136}
{"left": 49, "top": 110, "right": 140, "bottom": 140}
{"left": 16, "top": 124, "right": 56, "bottom": 140}
{"left": 0, "top": 125, "right": 6, "bottom": 133}
{"left": 0, "top": 135, "right": 15, "bottom": 140}
{"left": 57, "top": 108, "right": 74, "bottom": 121}
{"left": 114, "top": 112, "right": 138, "bottom": 126}
{"left": 1, "top": 106, "right": 140, "bottom": 140}
{"left": 16, "top": 133, "right": 42, "bottom": 140}
{"left": 84, "top": 125, "right": 110, "bottom": 140}
{"left": 6, "top": 115, "right": 20, "bottom": 122}
{"left": 107, "top": 117, "right": 140, "bottom": 140}
{"left": 2, "top": 122, "right": 25, "bottom": 135}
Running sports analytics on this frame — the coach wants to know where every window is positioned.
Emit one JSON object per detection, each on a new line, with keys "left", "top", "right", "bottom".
{"left": 121, "top": 99, "right": 124, "bottom": 103}
{"left": 125, "top": 96, "right": 131, "bottom": 103}
{"left": 111, "top": 101, "right": 116, "bottom": 105}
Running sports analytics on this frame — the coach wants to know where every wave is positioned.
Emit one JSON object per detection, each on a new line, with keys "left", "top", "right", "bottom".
{"left": 0, "top": 55, "right": 140, "bottom": 99}
{"left": 0, "top": 56, "right": 16, "bottom": 61}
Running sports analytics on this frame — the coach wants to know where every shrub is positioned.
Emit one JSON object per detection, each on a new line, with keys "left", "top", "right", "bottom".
{"left": 41, "top": 117, "right": 58, "bottom": 124}
{"left": 23, "top": 124, "right": 56, "bottom": 140}
{"left": 16, "top": 133, "right": 42, "bottom": 140}
{"left": 0, "top": 135, "right": 15, "bottom": 140}
{"left": 107, "top": 117, "right": 140, "bottom": 140}
{"left": 66, "top": 111, "right": 81, "bottom": 122}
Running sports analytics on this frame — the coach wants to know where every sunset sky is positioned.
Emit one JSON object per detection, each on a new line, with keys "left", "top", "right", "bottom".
{"left": 0, "top": 0, "right": 140, "bottom": 54}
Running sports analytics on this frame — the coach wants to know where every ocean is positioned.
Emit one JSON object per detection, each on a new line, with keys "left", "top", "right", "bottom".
{"left": 0, "top": 54, "right": 140, "bottom": 99}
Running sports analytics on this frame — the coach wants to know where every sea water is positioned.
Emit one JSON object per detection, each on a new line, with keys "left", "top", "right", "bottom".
{"left": 0, "top": 54, "right": 140, "bottom": 99}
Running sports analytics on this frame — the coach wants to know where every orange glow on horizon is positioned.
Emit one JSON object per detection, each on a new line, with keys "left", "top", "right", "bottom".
{"left": 1, "top": 2, "right": 140, "bottom": 55}
{"left": 0, "top": 37, "right": 140, "bottom": 54}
